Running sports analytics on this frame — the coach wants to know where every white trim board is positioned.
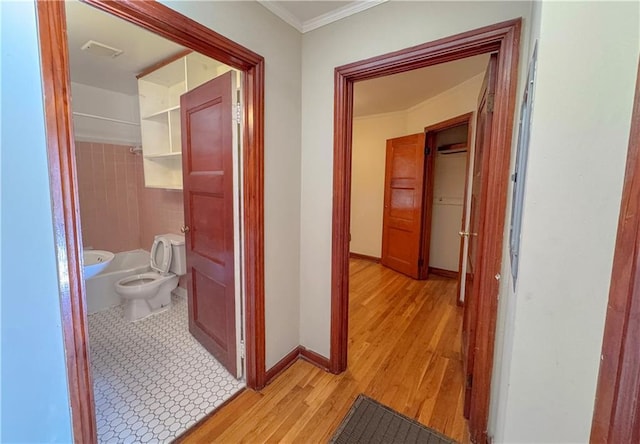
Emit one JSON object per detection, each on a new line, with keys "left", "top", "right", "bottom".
{"left": 257, "top": 0, "right": 389, "bottom": 33}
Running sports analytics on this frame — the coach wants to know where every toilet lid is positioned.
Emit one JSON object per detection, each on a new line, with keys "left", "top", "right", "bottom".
{"left": 150, "top": 237, "right": 172, "bottom": 274}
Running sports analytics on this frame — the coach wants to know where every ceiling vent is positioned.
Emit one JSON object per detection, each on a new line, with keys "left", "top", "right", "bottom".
{"left": 81, "top": 40, "right": 123, "bottom": 58}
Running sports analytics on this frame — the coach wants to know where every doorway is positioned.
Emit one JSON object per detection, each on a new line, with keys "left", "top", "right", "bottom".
{"left": 349, "top": 54, "right": 486, "bottom": 442}
{"left": 36, "top": 1, "right": 265, "bottom": 442}
{"left": 331, "top": 19, "right": 521, "bottom": 444}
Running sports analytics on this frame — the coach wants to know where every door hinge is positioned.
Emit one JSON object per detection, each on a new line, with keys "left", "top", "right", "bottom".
{"left": 425, "top": 145, "right": 431, "bottom": 156}
{"left": 418, "top": 258, "right": 424, "bottom": 267}
{"left": 467, "top": 373, "right": 473, "bottom": 389}
{"left": 240, "top": 339, "right": 246, "bottom": 359}
{"left": 234, "top": 102, "right": 242, "bottom": 123}
{"left": 487, "top": 93, "right": 495, "bottom": 113}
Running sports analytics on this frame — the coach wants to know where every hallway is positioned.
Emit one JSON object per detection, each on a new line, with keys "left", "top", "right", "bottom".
{"left": 181, "top": 259, "right": 469, "bottom": 443}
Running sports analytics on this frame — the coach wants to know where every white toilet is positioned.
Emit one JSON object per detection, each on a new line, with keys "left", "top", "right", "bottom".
{"left": 115, "top": 233, "right": 186, "bottom": 321}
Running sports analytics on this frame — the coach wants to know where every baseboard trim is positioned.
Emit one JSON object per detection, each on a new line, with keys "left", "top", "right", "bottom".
{"left": 428, "top": 267, "right": 459, "bottom": 279}
{"left": 264, "top": 346, "right": 331, "bottom": 386}
{"left": 299, "top": 346, "right": 331, "bottom": 372}
{"left": 264, "top": 347, "right": 301, "bottom": 384}
{"left": 349, "top": 252, "right": 381, "bottom": 263}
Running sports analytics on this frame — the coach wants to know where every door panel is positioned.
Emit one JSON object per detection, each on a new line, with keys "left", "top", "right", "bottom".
{"left": 182, "top": 71, "right": 237, "bottom": 377}
{"left": 381, "top": 133, "right": 427, "bottom": 279}
{"left": 462, "top": 54, "right": 497, "bottom": 418}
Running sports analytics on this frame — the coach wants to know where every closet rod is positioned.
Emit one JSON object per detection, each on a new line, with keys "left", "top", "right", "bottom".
{"left": 72, "top": 112, "right": 139, "bottom": 126}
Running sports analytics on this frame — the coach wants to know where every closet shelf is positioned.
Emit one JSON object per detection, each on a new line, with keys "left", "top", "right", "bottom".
{"left": 437, "top": 142, "right": 467, "bottom": 154}
{"left": 143, "top": 152, "right": 182, "bottom": 160}
{"left": 141, "top": 105, "right": 180, "bottom": 121}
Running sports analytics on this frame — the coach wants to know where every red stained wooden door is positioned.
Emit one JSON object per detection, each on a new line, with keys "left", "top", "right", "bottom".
{"left": 381, "top": 133, "right": 429, "bottom": 279}
{"left": 181, "top": 71, "right": 237, "bottom": 377}
{"left": 462, "top": 54, "right": 497, "bottom": 418}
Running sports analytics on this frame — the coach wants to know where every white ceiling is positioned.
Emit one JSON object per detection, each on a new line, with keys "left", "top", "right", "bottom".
{"left": 65, "top": 0, "right": 185, "bottom": 95}
{"left": 354, "top": 54, "right": 490, "bottom": 117}
{"left": 258, "top": 0, "right": 387, "bottom": 33}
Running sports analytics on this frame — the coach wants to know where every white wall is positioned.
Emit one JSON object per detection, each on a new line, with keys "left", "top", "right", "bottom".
{"left": 299, "top": 0, "right": 533, "bottom": 358}
{"left": 1, "top": 1, "right": 73, "bottom": 440}
{"left": 490, "top": 1, "right": 640, "bottom": 442}
{"left": 350, "top": 73, "right": 484, "bottom": 269}
{"left": 160, "top": 0, "right": 302, "bottom": 369}
{"left": 71, "top": 82, "right": 142, "bottom": 145}
{"left": 350, "top": 111, "right": 406, "bottom": 257}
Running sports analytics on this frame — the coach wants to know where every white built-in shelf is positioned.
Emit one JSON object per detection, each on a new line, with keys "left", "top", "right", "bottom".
{"left": 142, "top": 105, "right": 180, "bottom": 121}
{"left": 144, "top": 152, "right": 182, "bottom": 160}
{"left": 138, "top": 52, "right": 235, "bottom": 190}
{"left": 146, "top": 183, "right": 182, "bottom": 191}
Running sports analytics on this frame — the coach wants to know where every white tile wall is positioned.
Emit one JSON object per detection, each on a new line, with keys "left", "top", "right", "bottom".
{"left": 89, "top": 294, "right": 244, "bottom": 443}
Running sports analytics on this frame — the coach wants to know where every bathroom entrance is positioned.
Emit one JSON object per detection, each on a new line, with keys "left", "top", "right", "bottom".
{"left": 36, "top": 0, "right": 266, "bottom": 442}
{"left": 67, "top": 3, "right": 246, "bottom": 440}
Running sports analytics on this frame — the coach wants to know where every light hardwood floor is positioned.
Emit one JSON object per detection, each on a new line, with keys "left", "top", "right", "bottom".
{"left": 180, "top": 259, "right": 469, "bottom": 443}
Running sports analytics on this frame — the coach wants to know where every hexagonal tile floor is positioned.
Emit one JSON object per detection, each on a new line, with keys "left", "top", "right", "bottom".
{"left": 89, "top": 293, "right": 244, "bottom": 443}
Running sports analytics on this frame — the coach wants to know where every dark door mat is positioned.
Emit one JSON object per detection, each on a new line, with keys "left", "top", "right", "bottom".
{"left": 330, "top": 394, "right": 457, "bottom": 444}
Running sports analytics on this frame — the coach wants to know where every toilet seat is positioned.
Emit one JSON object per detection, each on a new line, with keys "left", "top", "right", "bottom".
{"left": 150, "top": 236, "right": 172, "bottom": 274}
{"left": 115, "top": 272, "right": 174, "bottom": 297}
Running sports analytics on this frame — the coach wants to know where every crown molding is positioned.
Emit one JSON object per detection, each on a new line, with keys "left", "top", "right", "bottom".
{"left": 258, "top": 0, "right": 389, "bottom": 34}
{"left": 257, "top": 1, "right": 303, "bottom": 32}
{"left": 302, "top": 0, "right": 388, "bottom": 33}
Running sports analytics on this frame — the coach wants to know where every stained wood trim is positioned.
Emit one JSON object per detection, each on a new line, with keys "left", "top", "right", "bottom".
{"left": 349, "top": 252, "right": 381, "bottom": 263}
{"left": 136, "top": 49, "right": 192, "bottom": 79}
{"left": 82, "top": 0, "right": 262, "bottom": 69}
{"left": 264, "top": 347, "right": 301, "bottom": 385}
{"left": 264, "top": 346, "right": 332, "bottom": 386}
{"left": 242, "top": 58, "right": 266, "bottom": 390}
{"left": 36, "top": 2, "right": 96, "bottom": 442}
{"left": 429, "top": 267, "right": 459, "bottom": 279}
{"left": 424, "top": 111, "right": 474, "bottom": 133}
{"left": 37, "top": 1, "right": 266, "bottom": 442}
{"left": 331, "top": 18, "right": 521, "bottom": 444}
{"left": 467, "top": 24, "right": 520, "bottom": 444}
{"left": 299, "top": 347, "right": 331, "bottom": 372}
{"left": 418, "top": 132, "right": 436, "bottom": 279}
{"left": 591, "top": 60, "right": 640, "bottom": 443}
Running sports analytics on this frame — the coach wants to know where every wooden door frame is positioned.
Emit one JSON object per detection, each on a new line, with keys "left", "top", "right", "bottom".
{"left": 36, "top": 1, "right": 265, "bottom": 442}
{"left": 590, "top": 60, "right": 640, "bottom": 443}
{"left": 420, "top": 111, "right": 474, "bottom": 282}
{"left": 418, "top": 130, "right": 435, "bottom": 279}
{"left": 330, "top": 19, "right": 521, "bottom": 443}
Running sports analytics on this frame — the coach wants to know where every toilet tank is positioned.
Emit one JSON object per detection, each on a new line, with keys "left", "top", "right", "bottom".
{"left": 156, "top": 233, "right": 186, "bottom": 275}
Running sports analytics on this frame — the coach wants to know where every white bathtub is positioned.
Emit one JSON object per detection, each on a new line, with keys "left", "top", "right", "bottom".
{"left": 85, "top": 249, "right": 149, "bottom": 314}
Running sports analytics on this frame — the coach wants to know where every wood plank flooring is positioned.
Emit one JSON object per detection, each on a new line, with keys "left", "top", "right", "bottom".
{"left": 180, "top": 259, "right": 469, "bottom": 443}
